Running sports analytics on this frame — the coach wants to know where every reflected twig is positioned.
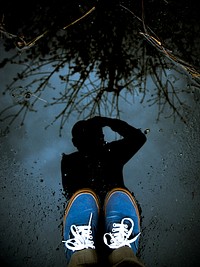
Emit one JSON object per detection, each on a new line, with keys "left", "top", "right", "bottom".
{"left": 1, "top": 6, "right": 96, "bottom": 52}
{"left": 121, "top": 3, "right": 200, "bottom": 81}
{"left": 147, "top": 59, "right": 189, "bottom": 123}
{"left": 63, "top": 6, "right": 95, "bottom": 30}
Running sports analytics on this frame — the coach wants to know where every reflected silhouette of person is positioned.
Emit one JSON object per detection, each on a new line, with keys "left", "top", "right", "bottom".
{"left": 61, "top": 116, "right": 147, "bottom": 201}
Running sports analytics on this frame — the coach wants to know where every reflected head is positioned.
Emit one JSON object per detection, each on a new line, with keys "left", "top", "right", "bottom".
{"left": 71, "top": 120, "right": 105, "bottom": 152}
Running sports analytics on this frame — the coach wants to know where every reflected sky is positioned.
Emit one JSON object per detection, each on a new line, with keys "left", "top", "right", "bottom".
{"left": 0, "top": 1, "right": 200, "bottom": 267}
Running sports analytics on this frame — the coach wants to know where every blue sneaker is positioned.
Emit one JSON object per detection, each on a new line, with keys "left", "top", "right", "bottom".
{"left": 103, "top": 188, "right": 141, "bottom": 255}
{"left": 62, "top": 189, "right": 100, "bottom": 264}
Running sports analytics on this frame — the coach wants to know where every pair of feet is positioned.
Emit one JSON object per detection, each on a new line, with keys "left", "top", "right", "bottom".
{"left": 62, "top": 188, "right": 141, "bottom": 263}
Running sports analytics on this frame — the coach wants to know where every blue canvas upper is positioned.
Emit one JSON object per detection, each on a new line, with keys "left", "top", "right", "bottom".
{"left": 104, "top": 188, "right": 141, "bottom": 254}
{"left": 63, "top": 189, "right": 100, "bottom": 264}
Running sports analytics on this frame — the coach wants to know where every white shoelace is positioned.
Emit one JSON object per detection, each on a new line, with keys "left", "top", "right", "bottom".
{"left": 62, "top": 213, "right": 95, "bottom": 251}
{"left": 103, "top": 217, "right": 141, "bottom": 249}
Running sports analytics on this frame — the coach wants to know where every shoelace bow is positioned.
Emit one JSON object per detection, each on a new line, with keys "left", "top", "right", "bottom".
{"left": 103, "top": 217, "right": 141, "bottom": 249}
{"left": 62, "top": 213, "right": 95, "bottom": 251}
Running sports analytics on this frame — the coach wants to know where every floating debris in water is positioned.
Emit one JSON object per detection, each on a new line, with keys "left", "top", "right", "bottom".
{"left": 144, "top": 128, "right": 150, "bottom": 135}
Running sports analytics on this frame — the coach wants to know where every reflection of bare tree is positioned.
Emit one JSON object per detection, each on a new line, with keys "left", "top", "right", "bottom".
{"left": 0, "top": 0, "right": 200, "bottom": 134}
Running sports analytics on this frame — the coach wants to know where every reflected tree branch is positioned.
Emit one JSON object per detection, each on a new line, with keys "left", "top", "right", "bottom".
{"left": 0, "top": 0, "right": 199, "bottom": 135}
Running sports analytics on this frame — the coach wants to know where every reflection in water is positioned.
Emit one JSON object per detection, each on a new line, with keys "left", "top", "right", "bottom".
{"left": 0, "top": 2, "right": 200, "bottom": 266}
{"left": 61, "top": 116, "right": 147, "bottom": 202}
{"left": 0, "top": 1, "right": 200, "bottom": 132}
